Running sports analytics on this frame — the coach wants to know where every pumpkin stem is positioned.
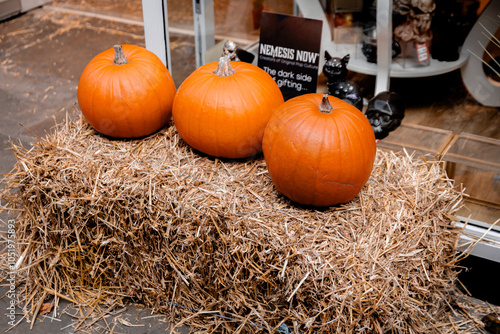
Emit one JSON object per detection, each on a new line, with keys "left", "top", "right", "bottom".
{"left": 113, "top": 45, "right": 128, "bottom": 65}
{"left": 319, "top": 94, "right": 333, "bottom": 113}
{"left": 214, "top": 55, "right": 235, "bottom": 77}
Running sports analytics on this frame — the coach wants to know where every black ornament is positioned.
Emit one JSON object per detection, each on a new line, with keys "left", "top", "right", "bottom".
{"left": 430, "top": 0, "right": 470, "bottom": 62}
{"left": 365, "top": 91, "right": 405, "bottom": 140}
{"left": 361, "top": 24, "right": 401, "bottom": 64}
{"left": 361, "top": 41, "right": 378, "bottom": 64}
{"left": 322, "top": 52, "right": 363, "bottom": 111}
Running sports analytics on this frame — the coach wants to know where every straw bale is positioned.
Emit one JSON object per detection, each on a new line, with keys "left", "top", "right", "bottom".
{"left": 0, "top": 112, "right": 472, "bottom": 333}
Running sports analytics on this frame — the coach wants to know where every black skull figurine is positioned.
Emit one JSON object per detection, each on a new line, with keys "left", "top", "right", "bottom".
{"left": 365, "top": 91, "right": 405, "bottom": 140}
{"left": 323, "top": 52, "right": 363, "bottom": 111}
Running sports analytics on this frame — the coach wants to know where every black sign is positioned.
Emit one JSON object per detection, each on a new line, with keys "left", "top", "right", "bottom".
{"left": 257, "top": 11, "right": 323, "bottom": 101}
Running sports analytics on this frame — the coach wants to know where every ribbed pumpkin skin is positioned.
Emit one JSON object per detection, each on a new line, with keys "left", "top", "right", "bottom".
{"left": 262, "top": 93, "right": 376, "bottom": 207}
{"left": 172, "top": 60, "right": 284, "bottom": 159}
{"left": 77, "top": 45, "right": 176, "bottom": 138}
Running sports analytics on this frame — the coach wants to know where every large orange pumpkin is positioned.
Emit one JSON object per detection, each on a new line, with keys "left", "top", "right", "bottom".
{"left": 77, "top": 44, "right": 176, "bottom": 138}
{"left": 172, "top": 56, "right": 284, "bottom": 159}
{"left": 262, "top": 93, "right": 376, "bottom": 207}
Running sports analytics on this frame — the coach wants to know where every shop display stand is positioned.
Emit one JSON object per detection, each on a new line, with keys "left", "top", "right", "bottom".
{"left": 293, "top": 0, "right": 470, "bottom": 95}
{"left": 142, "top": 0, "right": 499, "bottom": 106}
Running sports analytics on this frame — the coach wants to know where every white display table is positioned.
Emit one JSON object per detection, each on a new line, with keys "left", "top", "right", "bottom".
{"left": 293, "top": 0, "right": 500, "bottom": 107}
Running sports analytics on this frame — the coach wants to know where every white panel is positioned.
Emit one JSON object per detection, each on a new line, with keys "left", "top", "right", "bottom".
{"left": 142, "top": 0, "right": 172, "bottom": 71}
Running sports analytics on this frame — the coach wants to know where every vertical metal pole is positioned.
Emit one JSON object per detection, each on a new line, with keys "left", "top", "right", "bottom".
{"left": 142, "top": 0, "right": 172, "bottom": 71}
{"left": 193, "top": 0, "right": 215, "bottom": 67}
{"left": 374, "top": 0, "right": 392, "bottom": 94}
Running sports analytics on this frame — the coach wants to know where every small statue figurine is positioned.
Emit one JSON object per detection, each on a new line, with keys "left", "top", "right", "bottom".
{"left": 222, "top": 41, "right": 240, "bottom": 61}
{"left": 393, "top": 0, "right": 436, "bottom": 43}
{"left": 322, "top": 52, "right": 363, "bottom": 110}
{"left": 365, "top": 91, "right": 405, "bottom": 140}
{"left": 222, "top": 40, "right": 255, "bottom": 63}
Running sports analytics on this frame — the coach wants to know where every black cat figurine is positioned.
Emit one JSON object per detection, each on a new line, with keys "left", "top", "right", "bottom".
{"left": 322, "top": 52, "right": 363, "bottom": 111}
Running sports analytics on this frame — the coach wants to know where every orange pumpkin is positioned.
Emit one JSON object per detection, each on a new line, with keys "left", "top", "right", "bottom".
{"left": 77, "top": 44, "right": 176, "bottom": 138}
{"left": 262, "top": 93, "right": 376, "bottom": 207}
{"left": 172, "top": 56, "right": 284, "bottom": 159}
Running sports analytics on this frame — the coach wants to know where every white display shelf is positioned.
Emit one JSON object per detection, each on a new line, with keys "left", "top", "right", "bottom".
{"left": 294, "top": 0, "right": 500, "bottom": 106}
{"left": 326, "top": 42, "right": 469, "bottom": 78}
{"left": 293, "top": 0, "right": 473, "bottom": 93}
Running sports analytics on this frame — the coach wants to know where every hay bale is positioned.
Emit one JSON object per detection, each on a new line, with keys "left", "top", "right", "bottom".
{"left": 1, "top": 113, "right": 467, "bottom": 333}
